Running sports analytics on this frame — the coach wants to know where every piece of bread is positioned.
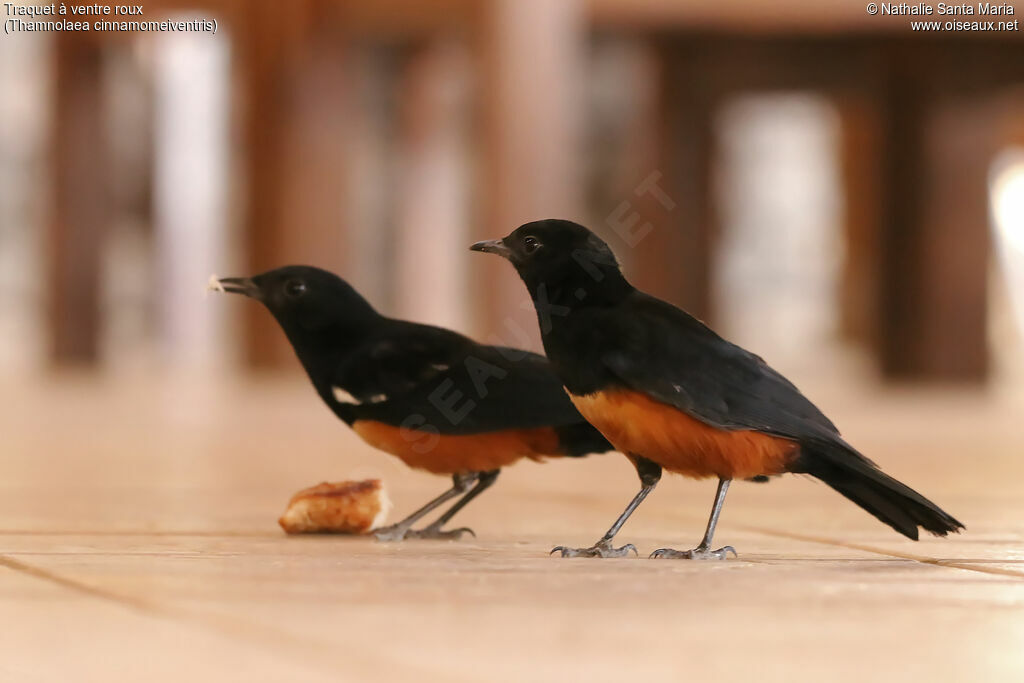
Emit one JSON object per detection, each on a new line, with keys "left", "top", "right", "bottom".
{"left": 278, "top": 480, "right": 391, "bottom": 534}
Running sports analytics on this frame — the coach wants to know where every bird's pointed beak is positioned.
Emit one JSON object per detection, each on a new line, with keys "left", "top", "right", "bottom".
{"left": 470, "top": 239, "right": 512, "bottom": 259}
{"left": 211, "top": 276, "right": 262, "bottom": 299}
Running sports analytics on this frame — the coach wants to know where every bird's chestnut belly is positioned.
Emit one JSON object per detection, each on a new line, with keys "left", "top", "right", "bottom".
{"left": 568, "top": 389, "right": 798, "bottom": 479}
{"left": 352, "top": 420, "right": 562, "bottom": 475}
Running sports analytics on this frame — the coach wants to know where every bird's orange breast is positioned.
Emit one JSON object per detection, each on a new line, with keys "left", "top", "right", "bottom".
{"left": 351, "top": 421, "right": 563, "bottom": 475}
{"left": 569, "top": 389, "right": 798, "bottom": 479}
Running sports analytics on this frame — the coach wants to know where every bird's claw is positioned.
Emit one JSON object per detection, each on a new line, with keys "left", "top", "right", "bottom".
{"left": 649, "top": 545, "right": 737, "bottom": 560}
{"left": 374, "top": 524, "right": 475, "bottom": 542}
{"left": 406, "top": 526, "right": 476, "bottom": 541}
{"left": 373, "top": 524, "right": 412, "bottom": 542}
{"left": 550, "top": 541, "right": 638, "bottom": 558}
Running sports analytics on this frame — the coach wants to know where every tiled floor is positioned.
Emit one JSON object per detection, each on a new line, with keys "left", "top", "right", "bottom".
{"left": 2, "top": 375, "right": 1023, "bottom": 682}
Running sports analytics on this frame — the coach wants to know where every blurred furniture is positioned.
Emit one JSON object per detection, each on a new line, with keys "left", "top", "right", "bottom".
{"left": 48, "top": 0, "right": 1024, "bottom": 380}
{"left": 643, "top": 35, "right": 1022, "bottom": 381}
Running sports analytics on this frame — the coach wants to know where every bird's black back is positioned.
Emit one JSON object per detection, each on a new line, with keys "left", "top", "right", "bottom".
{"left": 309, "top": 317, "right": 603, "bottom": 438}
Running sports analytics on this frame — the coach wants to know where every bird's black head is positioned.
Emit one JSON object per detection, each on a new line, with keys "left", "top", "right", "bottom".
{"left": 216, "top": 265, "right": 378, "bottom": 342}
{"left": 470, "top": 219, "right": 630, "bottom": 307}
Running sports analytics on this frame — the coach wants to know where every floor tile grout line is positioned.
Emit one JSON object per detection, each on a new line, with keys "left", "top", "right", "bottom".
{"left": 735, "top": 524, "right": 1024, "bottom": 579}
{"left": 4, "top": 525, "right": 1020, "bottom": 578}
{"left": 0, "top": 553, "right": 359, "bottom": 674}
{"left": 0, "top": 552, "right": 468, "bottom": 681}
{"left": 0, "top": 554, "right": 155, "bottom": 611}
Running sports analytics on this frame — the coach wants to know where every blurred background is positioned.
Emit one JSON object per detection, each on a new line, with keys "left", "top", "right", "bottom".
{"left": 2, "top": 0, "right": 1024, "bottom": 518}
{"left": 2, "top": 1, "right": 1023, "bottom": 382}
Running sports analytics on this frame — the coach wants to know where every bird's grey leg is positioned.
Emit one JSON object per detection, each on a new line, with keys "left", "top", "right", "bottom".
{"left": 650, "top": 478, "right": 737, "bottom": 560}
{"left": 406, "top": 469, "right": 500, "bottom": 540}
{"left": 552, "top": 456, "right": 661, "bottom": 558}
{"left": 374, "top": 472, "right": 479, "bottom": 542}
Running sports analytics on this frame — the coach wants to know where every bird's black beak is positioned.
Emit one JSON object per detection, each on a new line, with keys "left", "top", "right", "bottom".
{"left": 470, "top": 239, "right": 512, "bottom": 259}
{"left": 214, "top": 276, "right": 262, "bottom": 299}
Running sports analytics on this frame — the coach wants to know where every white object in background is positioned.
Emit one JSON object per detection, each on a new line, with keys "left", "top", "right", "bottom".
{"left": 990, "top": 148, "right": 1024, "bottom": 342}
{"left": 714, "top": 94, "right": 843, "bottom": 363}
{"left": 151, "top": 26, "right": 230, "bottom": 371}
{"left": 0, "top": 32, "right": 49, "bottom": 374}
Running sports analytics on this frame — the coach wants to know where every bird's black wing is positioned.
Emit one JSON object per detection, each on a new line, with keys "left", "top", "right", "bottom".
{"left": 334, "top": 320, "right": 594, "bottom": 436}
{"left": 600, "top": 292, "right": 841, "bottom": 442}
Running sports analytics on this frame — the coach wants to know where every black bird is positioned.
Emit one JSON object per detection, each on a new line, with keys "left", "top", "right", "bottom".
{"left": 214, "top": 265, "right": 612, "bottom": 541}
{"left": 472, "top": 219, "right": 963, "bottom": 558}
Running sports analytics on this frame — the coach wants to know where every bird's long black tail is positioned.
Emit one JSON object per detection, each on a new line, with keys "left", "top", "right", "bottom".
{"left": 795, "top": 440, "right": 964, "bottom": 540}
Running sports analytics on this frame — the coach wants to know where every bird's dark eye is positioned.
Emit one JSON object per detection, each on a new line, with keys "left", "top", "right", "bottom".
{"left": 523, "top": 236, "right": 541, "bottom": 254}
{"left": 284, "top": 279, "right": 307, "bottom": 298}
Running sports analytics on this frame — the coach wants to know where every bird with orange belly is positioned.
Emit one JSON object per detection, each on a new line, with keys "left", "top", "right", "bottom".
{"left": 214, "top": 266, "right": 612, "bottom": 542}
{"left": 472, "top": 219, "right": 964, "bottom": 558}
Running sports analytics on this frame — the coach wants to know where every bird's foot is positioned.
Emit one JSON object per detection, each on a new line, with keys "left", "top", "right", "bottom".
{"left": 649, "top": 544, "right": 737, "bottom": 560}
{"left": 373, "top": 523, "right": 412, "bottom": 542}
{"left": 551, "top": 538, "right": 638, "bottom": 558}
{"left": 373, "top": 522, "right": 475, "bottom": 542}
{"left": 405, "top": 525, "right": 475, "bottom": 541}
